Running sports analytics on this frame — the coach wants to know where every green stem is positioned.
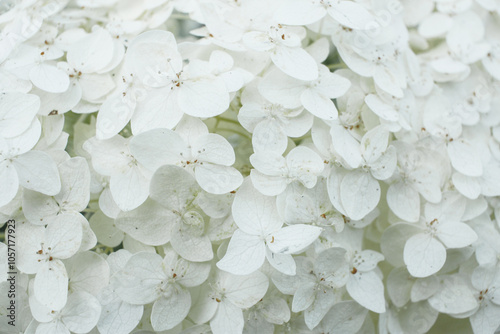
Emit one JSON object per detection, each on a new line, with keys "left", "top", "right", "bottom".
{"left": 216, "top": 117, "right": 240, "bottom": 125}
{"left": 327, "top": 63, "right": 345, "bottom": 70}
{"left": 216, "top": 127, "right": 252, "bottom": 140}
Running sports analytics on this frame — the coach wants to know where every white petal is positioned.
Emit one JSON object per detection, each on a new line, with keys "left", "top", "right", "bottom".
{"left": 330, "top": 122, "right": 362, "bottom": 169}
{"left": 151, "top": 287, "right": 191, "bottom": 331}
{"left": 274, "top": 0, "right": 326, "bottom": 25}
{"left": 447, "top": 139, "right": 483, "bottom": 177}
{"left": 404, "top": 233, "right": 446, "bottom": 277}
{"left": 252, "top": 119, "right": 288, "bottom": 155}
{"left": 97, "top": 294, "right": 143, "bottom": 334}
{"left": 428, "top": 274, "right": 478, "bottom": 314}
{"left": 320, "top": 300, "right": 368, "bottom": 333}
{"left": 66, "top": 27, "right": 114, "bottom": 73}
{"left": 222, "top": 270, "right": 269, "bottom": 308}
{"left": 231, "top": 179, "right": 283, "bottom": 235}
{"left": 170, "top": 227, "right": 213, "bottom": 262}
{"left": 387, "top": 181, "right": 420, "bottom": 223}
{"left": 328, "top": 1, "right": 376, "bottom": 30}
{"left": 109, "top": 165, "right": 150, "bottom": 211}
{"left": 210, "top": 301, "right": 244, "bottom": 334}
{"left": 0, "top": 160, "right": 19, "bottom": 207}
{"left": 55, "top": 157, "right": 90, "bottom": 212}
{"left": 217, "top": 230, "right": 265, "bottom": 275}
{"left": 266, "top": 224, "right": 322, "bottom": 254}
{"left": 195, "top": 164, "right": 243, "bottom": 195}
{"left": 300, "top": 88, "right": 338, "bottom": 120}
{"left": 61, "top": 291, "right": 101, "bottom": 333}
{"left": 178, "top": 77, "right": 229, "bottom": 117}
{"left": 380, "top": 223, "right": 422, "bottom": 267}
{"left": 83, "top": 135, "right": 130, "bottom": 175}
{"left": 304, "top": 288, "right": 337, "bottom": 330}
{"left": 259, "top": 68, "right": 304, "bottom": 108}
{"left": 66, "top": 251, "right": 110, "bottom": 296}
{"left": 0, "top": 92, "right": 39, "bottom": 138}
{"left": 13, "top": 150, "right": 61, "bottom": 196}
{"left": 364, "top": 94, "right": 399, "bottom": 122}
{"left": 34, "top": 260, "right": 69, "bottom": 311}
{"left": 470, "top": 301, "right": 500, "bottom": 334}
{"left": 129, "top": 127, "right": 188, "bottom": 171}
{"left": 96, "top": 95, "right": 134, "bottom": 140}
{"left": 346, "top": 271, "right": 386, "bottom": 313}
{"left": 45, "top": 213, "right": 83, "bottom": 259}
{"left": 340, "top": 170, "right": 380, "bottom": 221}
{"left": 437, "top": 222, "right": 478, "bottom": 249}
{"left": 132, "top": 88, "right": 182, "bottom": 134}
{"left": 114, "top": 252, "right": 164, "bottom": 304}
{"left": 250, "top": 170, "right": 288, "bottom": 196}
{"left": 271, "top": 46, "right": 318, "bottom": 81}
{"left": 452, "top": 173, "right": 481, "bottom": 199}
{"left": 29, "top": 63, "right": 70, "bottom": 93}
{"left": 291, "top": 282, "right": 316, "bottom": 312}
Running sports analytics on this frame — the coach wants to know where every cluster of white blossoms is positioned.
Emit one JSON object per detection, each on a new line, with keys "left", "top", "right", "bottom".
{"left": 1, "top": 0, "right": 500, "bottom": 333}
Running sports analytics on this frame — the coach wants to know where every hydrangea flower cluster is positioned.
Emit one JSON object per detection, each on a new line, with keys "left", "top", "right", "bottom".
{"left": 1, "top": 0, "right": 500, "bottom": 333}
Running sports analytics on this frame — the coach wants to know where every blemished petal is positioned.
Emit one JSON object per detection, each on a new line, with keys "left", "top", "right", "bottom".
{"left": 217, "top": 229, "right": 265, "bottom": 275}
{"left": 266, "top": 224, "right": 322, "bottom": 254}
{"left": 271, "top": 46, "right": 318, "bottom": 81}
{"left": 151, "top": 286, "right": 191, "bottom": 331}
{"left": 195, "top": 164, "right": 243, "bottom": 195}
{"left": 192, "top": 133, "right": 235, "bottom": 166}
{"left": 34, "top": 259, "right": 69, "bottom": 311}
{"left": 12, "top": 150, "right": 61, "bottom": 196}
{"left": 404, "top": 233, "right": 446, "bottom": 278}
{"left": 265, "top": 248, "right": 296, "bottom": 276}
{"left": 45, "top": 213, "right": 83, "bottom": 259}
{"left": 149, "top": 165, "right": 200, "bottom": 211}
